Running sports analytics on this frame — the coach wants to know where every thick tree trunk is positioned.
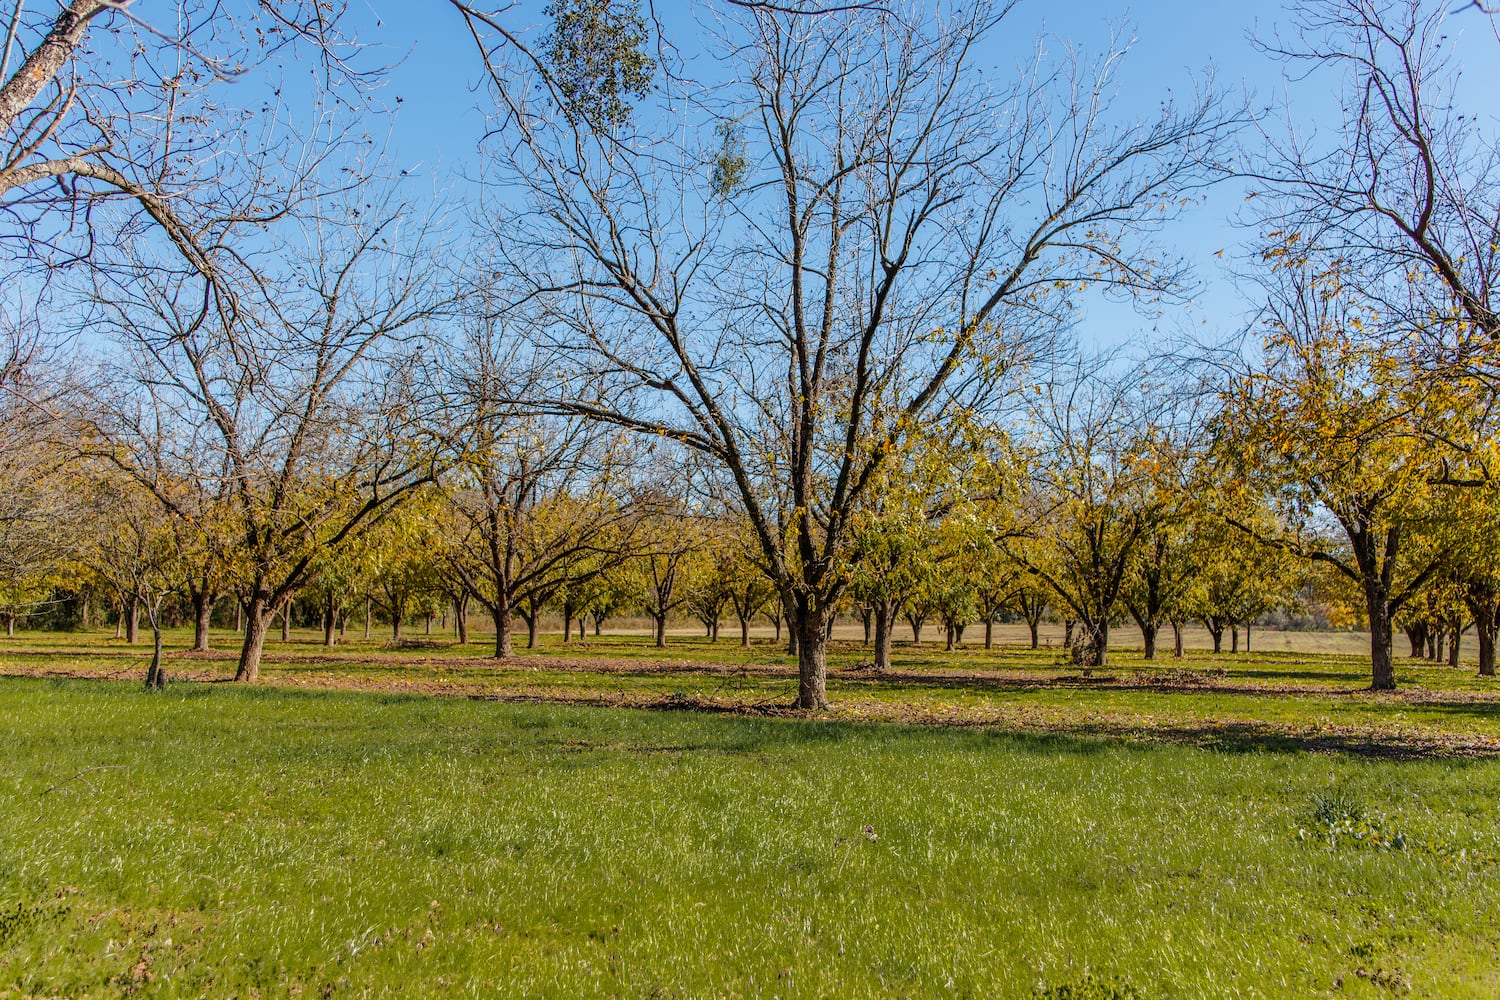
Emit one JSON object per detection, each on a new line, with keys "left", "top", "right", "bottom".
{"left": 525, "top": 610, "right": 539, "bottom": 649}
{"left": 1172, "top": 621, "right": 1184, "bottom": 658}
{"left": 654, "top": 613, "right": 667, "bottom": 649}
{"left": 1475, "top": 604, "right": 1496, "bottom": 677}
{"left": 1434, "top": 629, "right": 1445, "bottom": 664}
{"left": 1448, "top": 626, "right": 1462, "bottom": 668}
{"left": 1230, "top": 625, "right": 1239, "bottom": 654}
{"left": 1063, "top": 619, "right": 1074, "bottom": 649}
{"left": 578, "top": 616, "right": 586, "bottom": 640}
{"left": 984, "top": 618, "right": 994, "bottom": 650}
{"left": 795, "top": 606, "right": 829, "bottom": 709}
{"left": 562, "top": 599, "right": 576, "bottom": 644}
{"left": 1029, "top": 619, "right": 1039, "bottom": 649}
{"left": 739, "top": 614, "right": 751, "bottom": 647}
{"left": 192, "top": 590, "right": 213, "bottom": 652}
{"left": 592, "top": 612, "right": 603, "bottom": 636}
{"left": 1140, "top": 622, "right": 1157, "bottom": 660}
{"left": 456, "top": 594, "right": 469, "bottom": 645}
{"left": 493, "top": 594, "right": 513, "bottom": 657}
{"left": 1206, "top": 619, "right": 1223, "bottom": 654}
{"left": 944, "top": 622, "right": 956, "bottom": 651}
{"left": 281, "top": 603, "right": 291, "bottom": 642}
{"left": 1404, "top": 624, "right": 1426, "bottom": 658}
{"left": 235, "top": 597, "right": 271, "bottom": 682}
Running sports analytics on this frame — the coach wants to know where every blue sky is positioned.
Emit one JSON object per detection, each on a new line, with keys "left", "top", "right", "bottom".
{"left": 343, "top": 1, "right": 1500, "bottom": 352}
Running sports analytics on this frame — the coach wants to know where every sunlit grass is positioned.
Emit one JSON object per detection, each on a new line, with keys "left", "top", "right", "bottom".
{"left": 2, "top": 678, "right": 1499, "bottom": 997}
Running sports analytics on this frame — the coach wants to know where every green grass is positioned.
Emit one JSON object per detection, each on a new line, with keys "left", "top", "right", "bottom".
{"left": 6, "top": 627, "right": 1499, "bottom": 756}
{"left": 3, "top": 677, "right": 1500, "bottom": 997}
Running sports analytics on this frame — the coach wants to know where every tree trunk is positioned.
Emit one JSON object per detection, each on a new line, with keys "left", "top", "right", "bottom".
{"left": 364, "top": 596, "right": 372, "bottom": 640}
{"left": 1140, "top": 622, "right": 1157, "bottom": 660}
{"left": 1245, "top": 623, "right": 1252, "bottom": 652}
{"left": 1404, "top": 624, "right": 1426, "bottom": 658}
{"left": 562, "top": 598, "right": 576, "bottom": 644}
{"left": 1172, "top": 621, "right": 1184, "bottom": 658}
{"left": 115, "top": 604, "right": 123, "bottom": 639}
{"left": 861, "top": 607, "right": 872, "bottom": 646}
{"left": 1434, "top": 629, "right": 1445, "bottom": 664}
{"left": 146, "top": 616, "right": 165, "bottom": 691}
{"left": 1448, "top": 626, "right": 1462, "bottom": 668}
{"left": 456, "top": 594, "right": 469, "bottom": 645}
{"left": 1475, "top": 603, "right": 1496, "bottom": 677}
{"left": 235, "top": 598, "right": 243, "bottom": 635}
{"left": 125, "top": 595, "right": 139, "bottom": 644}
{"left": 425, "top": 613, "right": 433, "bottom": 635}
{"left": 592, "top": 612, "right": 603, "bottom": 636}
{"left": 944, "top": 622, "right": 955, "bottom": 651}
{"left": 1063, "top": 619, "right": 1074, "bottom": 649}
{"left": 654, "top": 613, "right": 667, "bottom": 649}
{"left": 191, "top": 590, "right": 213, "bottom": 652}
{"left": 739, "top": 614, "right": 751, "bottom": 647}
{"left": 1366, "top": 590, "right": 1397, "bottom": 691}
{"left": 1029, "top": 619, "right": 1039, "bottom": 649}
{"left": 984, "top": 618, "right": 994, "bottom": 650}
{"left": 4, "top": 613, "right": 12, "bottom": 637}
{"left": 281, "top": 603, "right": 291, "bottom": 642}
{"left": 492, "top": 594, "right": 513, "bottom": 657}
{"left": 323, "top": 592, "right": 337, "bottom": 647}
{"left": 525, "top": 609, "right": 539, "bottom": 649}
{"left": 235, "top": 596, "right": 271, "bottom": 682}
{"left": 795, "top": 605, "right": 829, "bottom": 709}
{"left": 391, "top": 608, "right": 402, "bottom": 640}
{"left": 1230, "top": 625, "right": 1239, "bottom": 654}
{"left": 1206, "top": 619, "right": 1223, "bottom": 654}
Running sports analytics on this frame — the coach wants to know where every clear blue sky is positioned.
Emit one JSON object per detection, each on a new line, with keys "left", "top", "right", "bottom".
{"left": 344, "top": 1, "right": 1500, "bottom": 352}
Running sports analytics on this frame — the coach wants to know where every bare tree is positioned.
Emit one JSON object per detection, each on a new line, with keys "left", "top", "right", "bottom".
{"left": 466, "top": 2, "right": 1237, "bottom": 707}
{"left": 93, "top": 187, "right": 450, "bottom": 682}
{"left": 1, "top": 1, "right": 375, "bottom": 282}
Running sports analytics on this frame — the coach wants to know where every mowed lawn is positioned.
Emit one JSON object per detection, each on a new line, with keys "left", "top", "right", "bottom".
{"left": 3, "top": 674, "right": 1500, "bottom": 998}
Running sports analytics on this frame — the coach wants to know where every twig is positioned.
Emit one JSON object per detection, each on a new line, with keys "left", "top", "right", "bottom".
{"left": 41, "top": 764, "right": 127, "bottom": 796}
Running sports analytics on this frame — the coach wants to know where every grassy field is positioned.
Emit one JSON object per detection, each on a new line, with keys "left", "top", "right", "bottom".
{"left": 3, "top": 629, "right": 1500, "bottom": 997}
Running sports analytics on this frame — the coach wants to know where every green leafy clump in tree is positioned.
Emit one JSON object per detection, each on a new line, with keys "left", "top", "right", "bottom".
{"left": 543, "top": 0, "right": 654, "bottom": 129}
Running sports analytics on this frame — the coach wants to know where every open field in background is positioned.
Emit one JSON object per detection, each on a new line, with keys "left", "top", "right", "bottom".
{"left": 3, "top": 678, "right": 1500, "bottom": 998}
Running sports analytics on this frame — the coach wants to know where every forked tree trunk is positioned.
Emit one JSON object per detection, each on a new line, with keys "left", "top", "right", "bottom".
{"left": 1028, "top": 619, "right": 1040, "bottom": 650}
{"left": 526, "top": 612, "right": 539, "bottom": 649}
{"left": 456, "top": 594, "right": 469, "bottom": 645}
{"left": 654, "top": 613, "right": 668, "bottom": 648}
{"left": 739, "top": 614, "right": 751, "bottom": 647}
